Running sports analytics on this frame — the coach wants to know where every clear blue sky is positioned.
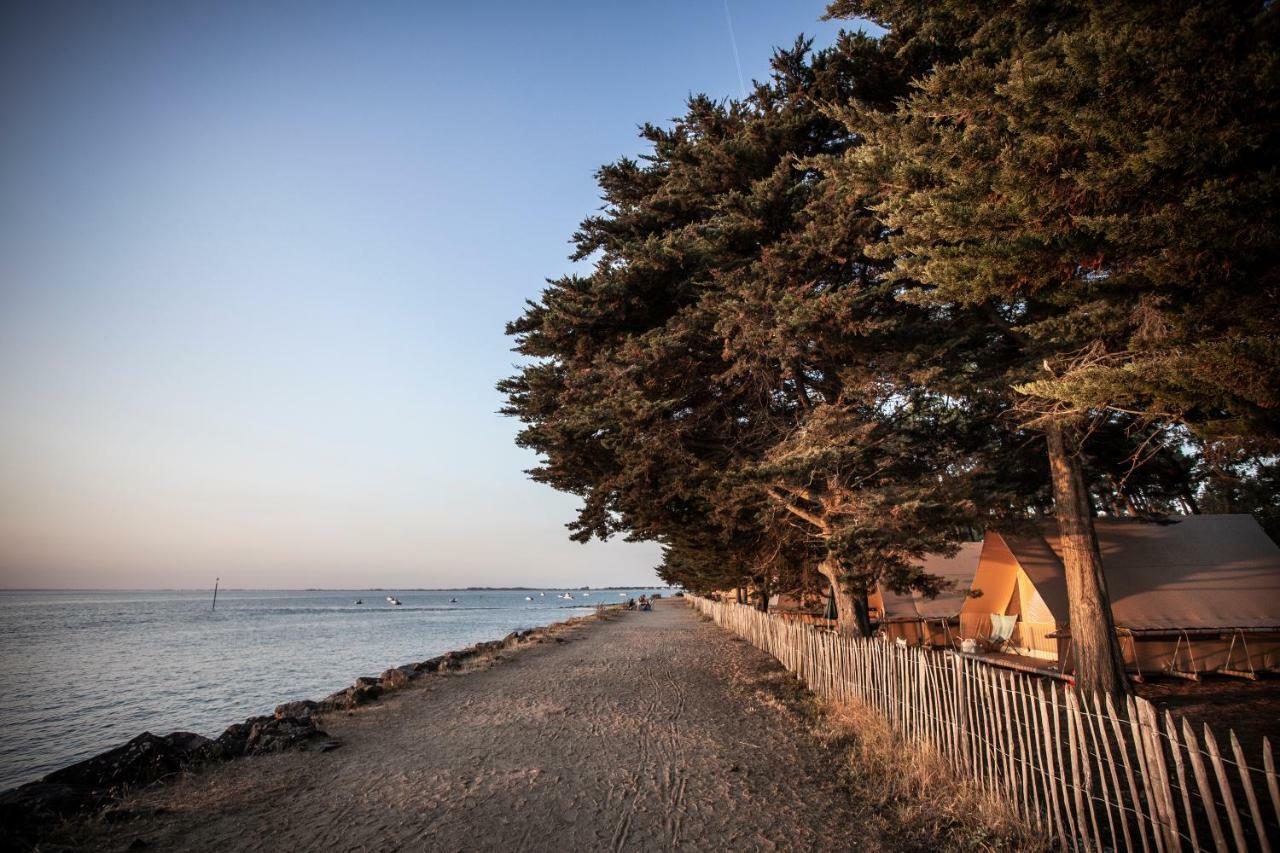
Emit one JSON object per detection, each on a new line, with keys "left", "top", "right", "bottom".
{"left": 0, "top": 2, "right": 855, "bottom": 589}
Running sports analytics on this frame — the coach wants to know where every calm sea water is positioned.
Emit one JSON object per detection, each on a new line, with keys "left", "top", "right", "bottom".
{"left": 0, "top": 588, "right": 666, "bottom": 790}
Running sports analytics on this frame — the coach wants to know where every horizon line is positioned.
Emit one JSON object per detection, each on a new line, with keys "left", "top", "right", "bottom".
{"left": 0, "top": 585, "right": 677, "bottom": 593}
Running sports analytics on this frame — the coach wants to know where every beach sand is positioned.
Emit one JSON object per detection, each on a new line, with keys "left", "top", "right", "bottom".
{"left": 52, "top": 601, "right": 984, "bottom": 852}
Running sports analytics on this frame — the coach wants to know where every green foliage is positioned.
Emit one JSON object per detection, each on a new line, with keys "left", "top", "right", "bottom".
{"left": 1197, "top": 449, "right": 1280, "bottom": 544}
{"left": 830, "top": 0, "right": 1280, "bottom": 445}
{"left": 501, "top": 3, "right": 1280, "bottom": 606}
{"left": 502, "top": 38, "right": 860, "bottom": 592}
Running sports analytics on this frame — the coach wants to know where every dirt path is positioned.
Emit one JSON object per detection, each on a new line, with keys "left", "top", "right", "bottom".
{"left": 64, "top": 602, "right": 905, "bottom": 852}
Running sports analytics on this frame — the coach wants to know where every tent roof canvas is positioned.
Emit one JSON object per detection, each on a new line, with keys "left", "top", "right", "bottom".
{"left": 879, "top": 541, "right": 985, "bottom": 621}
{"left": 1002, "top": 515, "right": 1280, "bottom": 632}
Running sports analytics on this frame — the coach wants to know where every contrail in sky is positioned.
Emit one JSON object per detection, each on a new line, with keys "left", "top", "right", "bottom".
{"left": 722, "top": 0, "right": 747, "bottom": 100}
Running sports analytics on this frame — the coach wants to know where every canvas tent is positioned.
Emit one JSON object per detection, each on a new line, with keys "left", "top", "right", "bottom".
{"left": 955, "top": 531, "right": 1067, "bottom": 661}
{"left": 870, "top": 542, "right": 985, "bottom": 647}
{"left": 1077, "top": 514, "right": 1280, "bottom": 634}
{"left": 943, "top": 515, "right": 1280, "bottom": 676}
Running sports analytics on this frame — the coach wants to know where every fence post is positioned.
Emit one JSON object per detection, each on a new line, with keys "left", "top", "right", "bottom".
{"left": 1136, "top": 697, "right": 1182, "bottom": 852}
{"left": 1230, "top": 730, "right": 1272, "bottom": 852}
{"left": 684, "top": 596, "right": 1272, "bottom": 853}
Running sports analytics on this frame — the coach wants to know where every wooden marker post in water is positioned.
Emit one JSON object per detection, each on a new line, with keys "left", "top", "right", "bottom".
{"left": 212, "top": 577, "right": 219, "bottom": 611}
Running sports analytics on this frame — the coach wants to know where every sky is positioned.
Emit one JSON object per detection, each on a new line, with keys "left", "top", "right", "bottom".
{"left": 0, "top": 2, "right": 856, "bottom": 590}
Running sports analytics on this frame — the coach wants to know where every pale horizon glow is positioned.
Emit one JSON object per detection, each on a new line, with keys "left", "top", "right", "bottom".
{"left": 0, "top": 2, "right": 850, "bottom": 589}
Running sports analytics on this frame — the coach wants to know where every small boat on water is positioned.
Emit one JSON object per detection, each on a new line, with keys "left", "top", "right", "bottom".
{"left": 525, "top": 596, "right": 534, "bottom": 601}
{"left": 539, "top": 592, "right": 545, "bottom": 597}
{"left": 449, "top": 597, "right": 458, "bottom": 603}
{"left": 387, "top": 596, "right": 402, "bottom": 606}
{"left": 354, "top": 599, "right": 363, "bottom": 605}
{"left": 561, "top": 593, "right": 574, "bottom": 600}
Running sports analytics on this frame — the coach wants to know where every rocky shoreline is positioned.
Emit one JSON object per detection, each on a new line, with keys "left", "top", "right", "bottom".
{"left": 0, "top": 610, "right": 610, "bottom": 844}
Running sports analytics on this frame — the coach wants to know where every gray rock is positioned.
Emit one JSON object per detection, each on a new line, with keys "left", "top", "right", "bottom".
{"left": 274, "top": 699, "right": 319, "bottom": 720}
{"left": 316, "top": 688, "right": 355, "bottom": 712}
{"left": 209, "top": 718, "right": 264, "bottom": 759}
{"left": 244, "top": 716, "right": 328, "bottom": 755}
{"left": 162, "top": 731, "right": 212, "bottom": 756}
{"left": 44, "top": 732, "right": 187, "bottom": 791}
{"left": 212, "top": 714, "right": 331, "bottom": 758}
{"left": 379, "top": 668, "right": 410, "bottom": 690}
{"left": 352, "top": 683, "right": 383, "bottom": 704}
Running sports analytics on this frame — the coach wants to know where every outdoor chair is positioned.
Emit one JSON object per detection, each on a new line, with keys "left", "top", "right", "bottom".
{"left": 952, "top": 614, "right": 1017, "bottom": 655}
{"left": 986, "top": 614, "right": 1018, "bottom": 654}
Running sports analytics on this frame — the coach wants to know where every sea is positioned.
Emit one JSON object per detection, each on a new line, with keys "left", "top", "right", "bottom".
{"left": 0, "top": 587, "right": 668, "bottom": 790}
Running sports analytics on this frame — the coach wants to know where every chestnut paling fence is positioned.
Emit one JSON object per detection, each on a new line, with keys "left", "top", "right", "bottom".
{"left": 688, "top": 596, "right": 1279, "bottom": 852}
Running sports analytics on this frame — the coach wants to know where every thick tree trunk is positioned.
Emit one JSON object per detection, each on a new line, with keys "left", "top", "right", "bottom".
{"left": 1045, "top": 421, "right": 1131, "bottom": 699}
{"left": 853, "top": 593, "right": 874, "bottom": 638}
{"left": 753, "top": 576, "right": 770, "bottom": 613}
{"left": 817, "top": 557, "right": 858, "bottom": 635}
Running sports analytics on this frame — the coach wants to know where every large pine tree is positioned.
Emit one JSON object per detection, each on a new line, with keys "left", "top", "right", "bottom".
{"left": 827, "top": 0, "right": 1280, "bottom": 696}
{"left": 501, "top": 41, "right": 864, "bottom": 610}
{"left": 501, "top": 37, "right": 1003, "bottom": 633}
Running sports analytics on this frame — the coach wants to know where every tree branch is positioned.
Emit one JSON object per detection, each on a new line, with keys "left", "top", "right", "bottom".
{"left": 767, "top": 488, "right": 829, "bottom": 533}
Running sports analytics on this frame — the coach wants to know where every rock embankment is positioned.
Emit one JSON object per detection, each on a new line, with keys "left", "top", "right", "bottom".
{"left": 0, "top": 715, "right": 332, "bottom": 830}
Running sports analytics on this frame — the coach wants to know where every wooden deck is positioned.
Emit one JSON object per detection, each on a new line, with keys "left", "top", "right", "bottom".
{"left": 953, "top": 649, "right": 1074, "bottom": 682}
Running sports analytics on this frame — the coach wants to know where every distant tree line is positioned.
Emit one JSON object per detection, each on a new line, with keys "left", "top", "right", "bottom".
{"left": 500, "top": 0, "right": 1279, "bottom": 698}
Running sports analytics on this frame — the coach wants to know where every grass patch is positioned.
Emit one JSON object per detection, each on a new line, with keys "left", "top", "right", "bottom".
{"left": 728, "top": 637, "right": 1046, "bottom": 852}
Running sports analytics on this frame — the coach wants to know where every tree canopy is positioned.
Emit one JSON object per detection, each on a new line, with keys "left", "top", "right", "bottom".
{"left": 502, "top": 2, "right": 1279, "bottom": 696}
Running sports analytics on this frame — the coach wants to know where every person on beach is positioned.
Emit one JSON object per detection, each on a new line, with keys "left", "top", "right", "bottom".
{"left": 626, "top": 598, "right": 636, "bottom": 610}
{"left": 639, "top": 595, "right": 650, "bottom": 611}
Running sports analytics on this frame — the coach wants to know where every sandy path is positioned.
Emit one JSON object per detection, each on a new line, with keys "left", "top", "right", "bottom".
{"left": 69, "top": 602, "right": 896, "bottom": 852}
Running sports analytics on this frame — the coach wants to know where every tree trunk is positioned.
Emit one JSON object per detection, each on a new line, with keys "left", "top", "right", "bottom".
{"left": 817, "top": 557, "right": 858, "bottom": 635}
{"left": 754, "top": 575, "right": 770, "bottom": 613}
{"left": 1045, "top": 421, "right": 1132, "bottom": 699}
{"left": 1182, "top": 486, "right": 1201, "bottom": 515}
{"left": 853, "top": 593, "right": 874, "bottom": 638}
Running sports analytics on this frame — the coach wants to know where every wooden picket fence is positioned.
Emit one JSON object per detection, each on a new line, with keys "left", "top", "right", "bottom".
{"left": 688, "top": 595, "right": 1280, "bottom": 852}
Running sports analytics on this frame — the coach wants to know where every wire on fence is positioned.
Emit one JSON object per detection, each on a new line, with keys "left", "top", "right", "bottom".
{"left": 686, "top": 595, "right": 1279, "bottom": 853}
